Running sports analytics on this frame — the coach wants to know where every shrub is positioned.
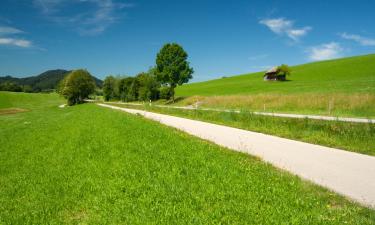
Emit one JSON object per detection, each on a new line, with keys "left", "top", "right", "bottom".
{"left": 159, "top": 86, "right": 173, "bottom": 100}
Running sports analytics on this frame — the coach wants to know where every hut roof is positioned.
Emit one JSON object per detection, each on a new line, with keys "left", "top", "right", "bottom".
{"left": 265, "top": 66, "right": 279, "bottom": 74}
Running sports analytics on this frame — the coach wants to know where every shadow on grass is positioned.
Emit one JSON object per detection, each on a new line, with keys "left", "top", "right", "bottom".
{"left": 164, "top": 96, "right": 187, "bottom": 105}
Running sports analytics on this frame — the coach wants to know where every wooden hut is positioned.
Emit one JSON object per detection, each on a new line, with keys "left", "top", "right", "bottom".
{"left": 263, "top": 67, "right": 279, "bottom": 81}
{"left": 263, "top": 66, "right": 286, "bottom": 81}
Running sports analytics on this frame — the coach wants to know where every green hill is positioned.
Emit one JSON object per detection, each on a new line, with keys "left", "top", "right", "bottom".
{"left": 176, "top": 54, "right": 375, "bottom": 96}
{"left": 0, "top": 70, "right": 103, "bottom": 92}
{"left": 174, "top": 54, "right": 375, "bottom": 117}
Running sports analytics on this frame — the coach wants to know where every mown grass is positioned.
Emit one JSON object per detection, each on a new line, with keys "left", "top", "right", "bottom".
{"left": 1, "top": 92, "right": 375, "bottom": 224}
{"left": 173, "top": 54, "right": 375, "bottom": 117}
{"left": 0, "top": 91, "right": 64, "bottom": 110}
{"left": 109, "top": 103, "right": 375, "bottom": 156}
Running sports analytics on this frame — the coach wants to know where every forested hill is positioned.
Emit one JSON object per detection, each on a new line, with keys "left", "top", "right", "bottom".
{"left": 0, "top": 70, "right": 103, "bottom": 92}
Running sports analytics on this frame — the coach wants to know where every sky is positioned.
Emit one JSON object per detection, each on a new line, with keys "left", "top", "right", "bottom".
{"left": 0, "top": 0, "right": 375, "bottom": 82}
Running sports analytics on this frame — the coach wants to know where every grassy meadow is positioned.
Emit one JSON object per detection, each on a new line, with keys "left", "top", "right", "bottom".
{"left": 1, "top": 91, "right": 375, "bottom": 223}
{"left": 174, "top": 54, "right": 375, "bottom": 117}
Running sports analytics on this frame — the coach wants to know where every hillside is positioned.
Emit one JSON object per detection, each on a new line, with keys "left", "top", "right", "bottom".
{"left": 176, "top": 54, "right": 375, "bottom": 96}
{"left": 0, "top": 70, "right": 103, "bottom": 92}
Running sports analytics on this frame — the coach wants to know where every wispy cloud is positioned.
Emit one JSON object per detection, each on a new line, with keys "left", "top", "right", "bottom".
{"left": 286, "top": 27, "right": 311, "bottom": 41}
{"left": 307, "top": 42, "right": 343, "bottom": 61}
{"left": 0, "top": 38, "right": 32, "bottom": 47}
{"left": 340, "top": 32, "right": 375, "bottom": 46}
{"left": 33, "top": 0, "right": 134, "bottom": 35}
{"left": 0, "top": 26, "right": 32, "bottom": 48}
{"left": 259, "top": 18, "right": 311, "bottom": 41}
{"left": 0, "top": 26, "right": 23, "bottom": 35}
{"left": 260, "top": 18, "right": 292, "bottom": 34}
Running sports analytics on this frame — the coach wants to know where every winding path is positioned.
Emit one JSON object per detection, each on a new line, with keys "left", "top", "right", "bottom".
{"left": 98, "top": 103, "right": 375, "bottom": 208}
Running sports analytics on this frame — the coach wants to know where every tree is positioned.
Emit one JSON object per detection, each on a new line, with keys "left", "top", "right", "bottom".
{"left": 127, "top": 78, "right": 140, "bottom": 101}
{"left": 103, "top": 76, "right": 117, "bottom": 101}
{"left": 60, "top": 69, "right": 96, "bottom": 105}
{"left": 118, "top": 77, "right": 136, "bottom": 102}
{"left": 277, "top": 64, "right": 291, "bottom": 80}
{"left": 155, "top": 43, "right": 193, "bottom": 101}
{"left": 136, "top": 70, "right": 160, "bottom": 101}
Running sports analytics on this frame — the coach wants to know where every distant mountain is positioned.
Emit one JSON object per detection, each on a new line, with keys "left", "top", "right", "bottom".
{"left": 0, "top": 70, "right": 103, "bottom": 92}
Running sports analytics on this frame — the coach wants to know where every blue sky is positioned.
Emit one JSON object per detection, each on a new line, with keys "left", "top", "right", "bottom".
{"left": 0, "top": 0, "right": 374, "bottom": 81}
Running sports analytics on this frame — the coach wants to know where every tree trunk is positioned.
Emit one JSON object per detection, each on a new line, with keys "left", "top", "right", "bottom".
{"left": 170, "top": 85, "right": 176, "bottom": 103}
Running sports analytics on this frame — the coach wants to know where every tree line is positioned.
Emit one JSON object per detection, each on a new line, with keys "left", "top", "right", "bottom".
{"left": 0, "top": 82, "right": 52, "bottom": 93}
{"left": 103, "top": 43, "right": 193, "bottom": 102}
{"left": 0, "top": 82, "right": 24, "bottom": 92}
{"left": 56, "top": 43, "right": 193, "bottom": 106}
{"left": 103, "top": 69, "right": 162, "bottom": 102}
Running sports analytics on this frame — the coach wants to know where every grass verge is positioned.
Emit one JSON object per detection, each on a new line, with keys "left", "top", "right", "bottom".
{"left": 108, "top": 103, "right": 375, "bottom": 156}
{"left": 170, "top": 93, "right": 375, "bottom": 118}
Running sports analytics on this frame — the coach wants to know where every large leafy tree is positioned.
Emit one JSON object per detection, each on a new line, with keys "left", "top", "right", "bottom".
{"left": 155, "top": 43, "right": 193, "bottom": 101}
{"left": 60, "top": 69, "right": 96, "bottom": 105}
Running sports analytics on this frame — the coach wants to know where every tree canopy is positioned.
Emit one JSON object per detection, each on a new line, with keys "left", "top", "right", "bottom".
{"left": 103, "top": 76, "right": 117, "bottom": 101}
{"left": 277, "top": 64, "right": 292, "bottom": 77}
{"left": 59, "top": 69, "right": 96, "bottom": 105}
{"left": 136, "top": 70, "right": 160, "bottom": 101}
{"left": 156, "top": 43, "right": 193, "bottom": 101}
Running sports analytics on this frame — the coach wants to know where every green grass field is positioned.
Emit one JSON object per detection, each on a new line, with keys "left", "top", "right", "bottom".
{"left": 173, "top": 54, "right": 375, "bottom": 117}
{"left": 177, "top": 54, "right": 375, "bottom": 96}
{"left": 1, "top": 92, "right": 375, "bottom": 223}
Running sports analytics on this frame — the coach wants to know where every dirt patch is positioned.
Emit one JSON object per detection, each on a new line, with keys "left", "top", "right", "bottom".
{"left": 64, "top": 209, "right": 88, "bottom": 223}
{"left": 0, "top": 108, "right": 29, "bottom": 115}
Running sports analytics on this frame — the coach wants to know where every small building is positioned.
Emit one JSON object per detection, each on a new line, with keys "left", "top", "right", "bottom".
{"left": 263, "top": 66, "right": 286, "bottom": 81}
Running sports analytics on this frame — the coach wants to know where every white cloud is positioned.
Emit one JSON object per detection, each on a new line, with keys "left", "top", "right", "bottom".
{"left": 0, "top": 25, "right": 32, "bottom": 48}
{"left": 286, "top": 27, "right": 311, "bottom": 41}
{"left": 259, "top": 18, "right": 292, "bottom": 34}
{"left": 33, "top": 0, "right": 134, "bottom": 35}
{"left": 308, "top": 42, "right": 343, "bottom": 61}
{"left": 259, "top": 18, "right": 311, "bottom": 41}
{"left": 0, "top": 26, "right": 23, "bottom": 35}
{"left": 340, "top": 32, "right": 375, "bottom": 46}
{"left": 0, "top": 38, "right": 32, "bottom": 47}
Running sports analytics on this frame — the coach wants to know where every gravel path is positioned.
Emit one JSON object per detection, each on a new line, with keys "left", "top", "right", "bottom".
{"left": 108, "top": 101, "right": 375, "bottom": 123}
{"left": 98, "top": 103, "right": 375, "bottom": 208}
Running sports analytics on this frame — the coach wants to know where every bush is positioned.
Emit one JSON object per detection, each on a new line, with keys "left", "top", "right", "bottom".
{"left": 159, "top": 86, "right": 173, "bottom": 100}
